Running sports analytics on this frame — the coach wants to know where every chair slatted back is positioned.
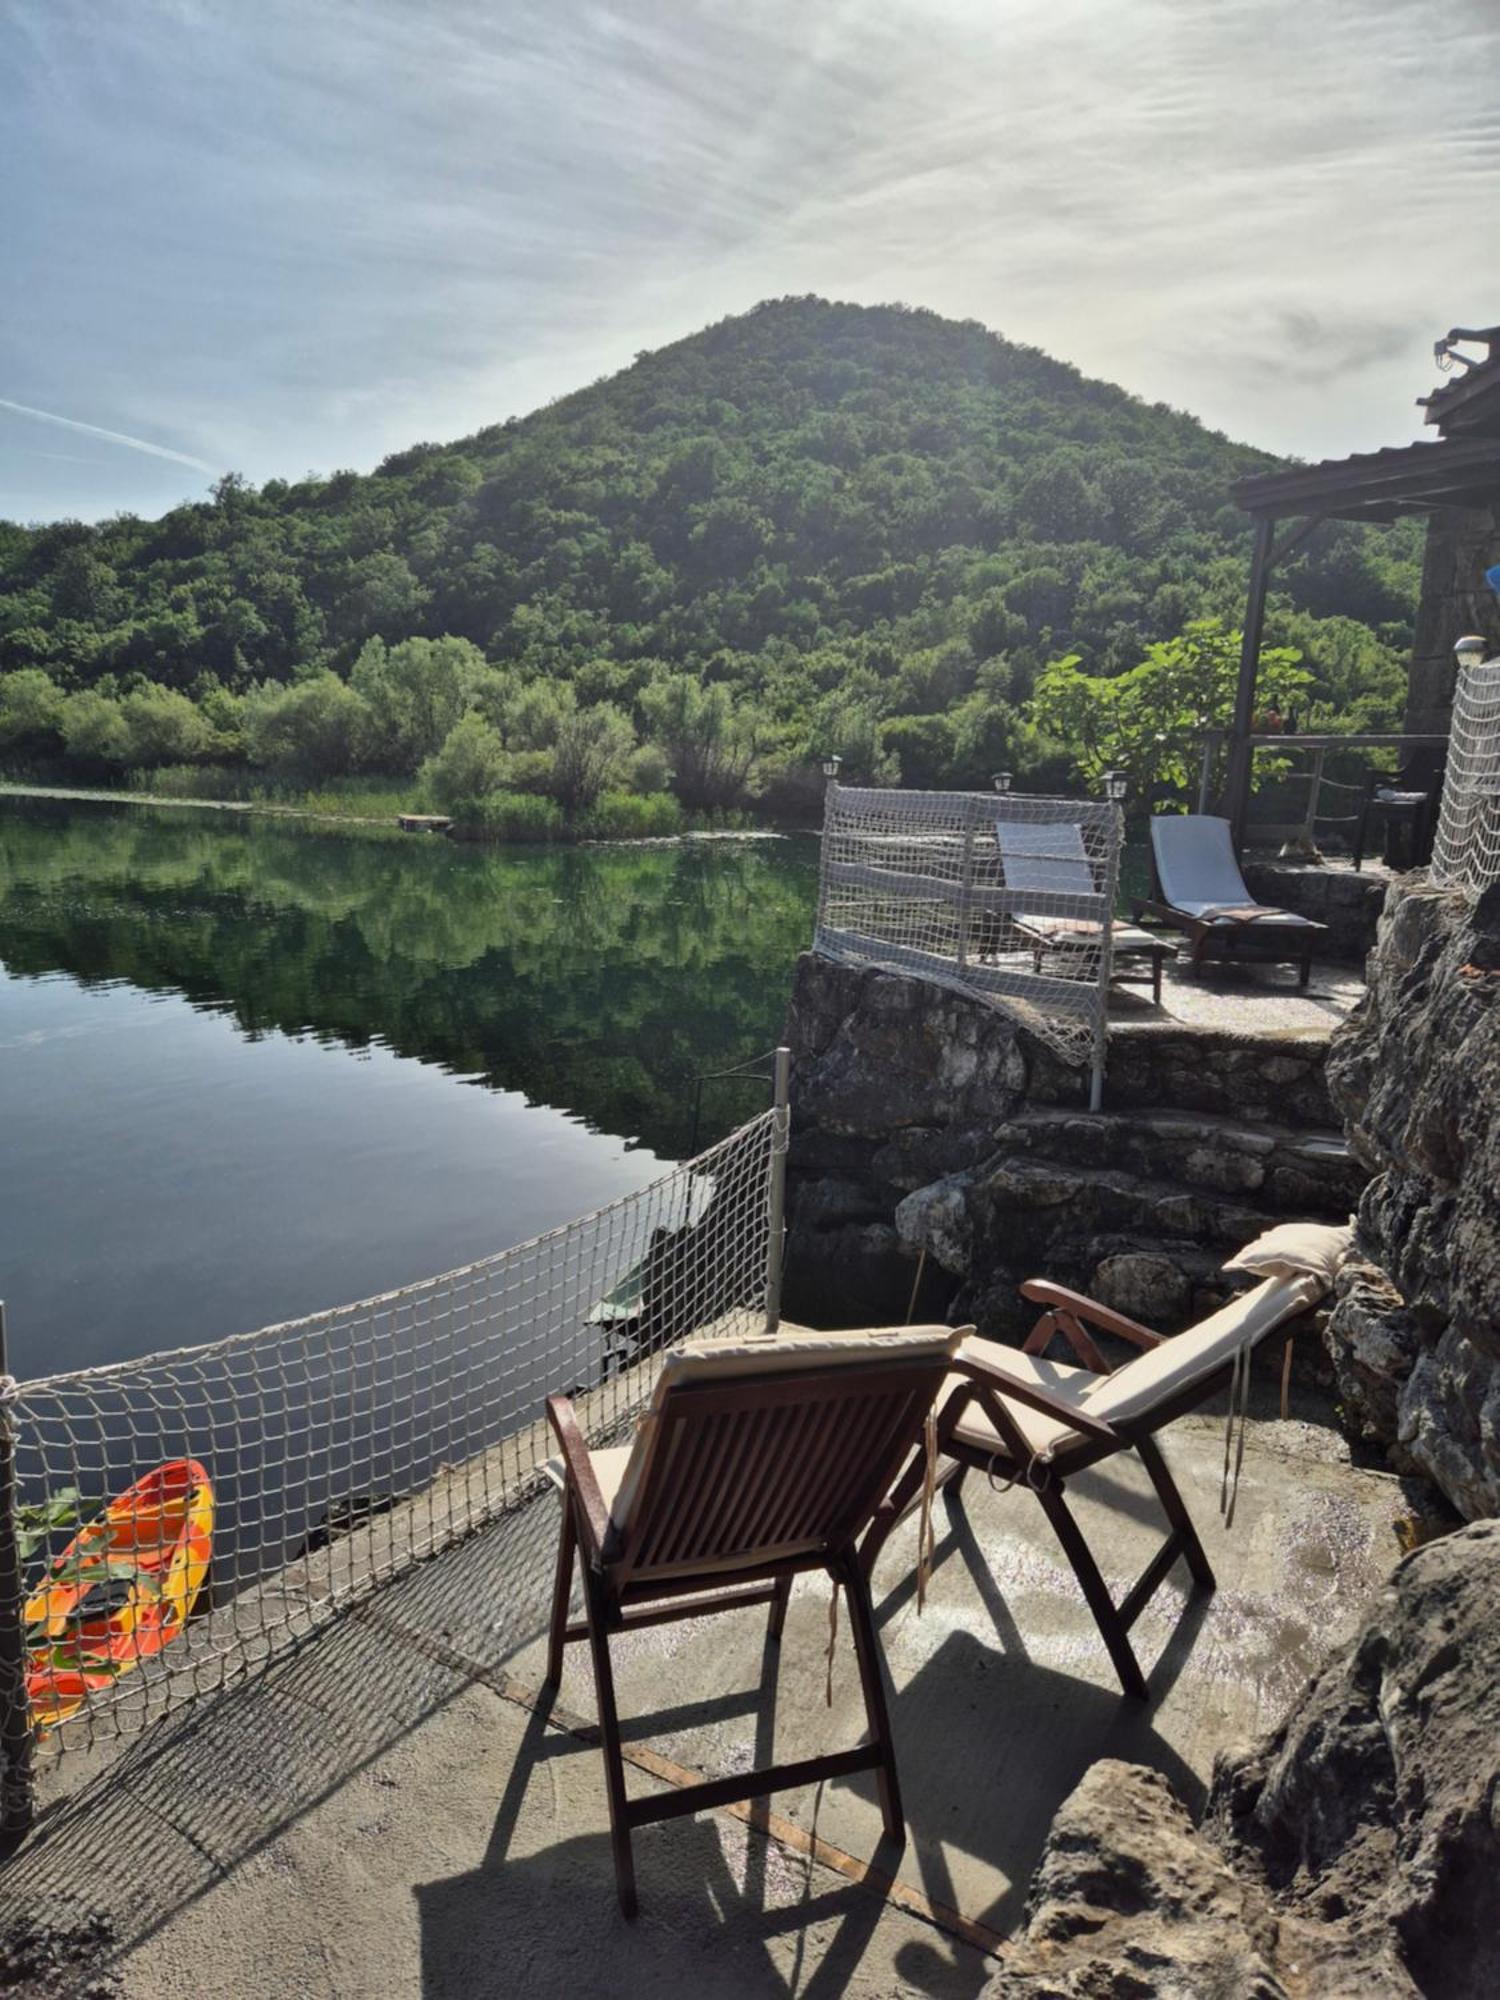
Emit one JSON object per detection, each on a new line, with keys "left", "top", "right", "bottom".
{"left": 609, "top": 1359, "right": 945, "bottom": 1586}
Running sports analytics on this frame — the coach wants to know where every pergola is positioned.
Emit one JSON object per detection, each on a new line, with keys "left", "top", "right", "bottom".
{"left": 1222, "top": 331, "right": 1500, "bottom": 843}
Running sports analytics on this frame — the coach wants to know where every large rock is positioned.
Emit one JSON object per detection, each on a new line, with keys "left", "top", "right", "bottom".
{"left": 1208, "top": 1518, "right": 1500, "bottom": 1999}
{"left": 1324, "top": 878, "right": 1500, "bottom": 1516}
{"left": 993, "top": 1521, "right": 1500, "bottom": 1999}
{"left": 986, "top": 1761, "right": 1288, "bottom": 1999}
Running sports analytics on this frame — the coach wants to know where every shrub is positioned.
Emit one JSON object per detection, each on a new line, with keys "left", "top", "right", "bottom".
{"left": 119, "top": 684, "right": 214, "bottom": 765}
{"left": 243, "top": 672, "right": 371, "bottom": 779}
{"left": 549, "top": 703, "right": 635, "bottom": 813}
{"left": 578, "top": 790, "right": 683, "bottom": 839}
{"left": 456, "top": 790, "right": 565, "bottom": 841}
{"left": 419, "top": 712, "right": 510, "bottom": 812}
{"left": 59, "top": 689, "right": 130, "bottom": 765}
{"left": 0, "top": 669, "right": 65, "bottom": 754}
{"left": 625, "top": 742, "right": 673, "bottom": 795}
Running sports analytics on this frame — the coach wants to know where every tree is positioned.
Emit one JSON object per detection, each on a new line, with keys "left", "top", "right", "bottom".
{"left": 60, "top": 689, "right": 131, "bottom": 765}
{"left": 420, "top": 713, "right": 510, "bottom": 811}
{"left": 549, "top": 703, "right": 635, "bottom": 814}
{"left": 243, "top": 673, "right": 371, "bottom": 778}
{"left": 1029, "top": 619, "right": 1310, "bottom": 810}
{"left": 119, "top": 685, "right": 214, "bottom": 765}
{"left": 637, "top": 675, "right": 757, "bottom": 810}
{"left": 351, "top": 634, "right": 486, "bottom": 772}
{"left": 0, "top": 669, "right": 65, "bottom": 753}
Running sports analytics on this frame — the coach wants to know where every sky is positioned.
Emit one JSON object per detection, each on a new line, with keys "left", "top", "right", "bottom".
{"left": 2, "top": 0, "right": 1497, "bottom": 524}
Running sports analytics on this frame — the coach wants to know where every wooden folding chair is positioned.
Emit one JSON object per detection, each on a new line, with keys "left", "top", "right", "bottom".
{"left": 865, "top": 1267, "right": 1338, "bottom": 1701}
{"left": 542, "top": 1324, "right": 964, "bottom": 1916}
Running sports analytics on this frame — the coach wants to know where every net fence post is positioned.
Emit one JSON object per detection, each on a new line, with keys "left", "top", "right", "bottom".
{"left": 1089, "top": 801, "right": 1122, "bottom": 1112}
{"left": 0, "top": 1302, "right": 33, "bottom": 1845}
{"left": 955, "top": 812, "right": 975, "bottom": 969}
{"left": 764, "top": 1048, "right": 791, "bottom": 1335}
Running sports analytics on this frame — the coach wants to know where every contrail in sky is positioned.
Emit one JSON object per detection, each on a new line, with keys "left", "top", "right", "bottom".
{"left": 0, "top": 397, "right": 215, "bottom": 473}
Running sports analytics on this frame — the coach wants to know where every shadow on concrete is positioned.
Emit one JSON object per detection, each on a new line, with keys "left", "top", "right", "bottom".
{"left": 0, "top": 1493, "right": 563, "bottom": 1973}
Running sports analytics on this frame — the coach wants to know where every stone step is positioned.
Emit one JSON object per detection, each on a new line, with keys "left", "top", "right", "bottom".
{"left": 1028, "top": 1023, "right": 1339, "bottom": 1130}
{"left": 988, "top": 1107, "right": 1364, "bottom": 1216}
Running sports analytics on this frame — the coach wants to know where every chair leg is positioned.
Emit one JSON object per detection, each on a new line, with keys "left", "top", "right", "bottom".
{"left": 839, "top": 1555, "right": 905, "bottom": 1843}
{"left": 767, "top": 1573, "right": 792, "bottom": 1642}
{"left": 1135, "top": 1435, "right": 1215, "bottom": 1593}
{"left": 581, "top": 1565, "right": 638, "bottom": 1919}
{"left": 545, "top": 1494, "right": 577, "bottom": 1687}
{"left": 1034, "top": 1480, "right": 1149, "bottom": 1700}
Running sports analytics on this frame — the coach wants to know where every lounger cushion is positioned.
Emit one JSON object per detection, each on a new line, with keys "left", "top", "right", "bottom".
{"left": 947, "top": 1341, "right": 1097, "bottom": 1462}
{"left": 1223, "top": 1220, "right": 1354, "bottom": 1288}
{"left": 949, "top": 1272, "right": 1325, "bottom": 1462}
{"left": 1150, "top": 815, "right": 1323, "bottom": 928}
{"left": 1084, "top": 1273, "right": 1323, "bottom": 1426}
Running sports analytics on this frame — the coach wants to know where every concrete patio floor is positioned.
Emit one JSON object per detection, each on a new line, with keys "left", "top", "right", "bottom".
{"left": 1, "top": 1389, "right": 1413, "bottom": 1999}
{"left": 1107, "top": 952, "right": 1364, "bottom": 1037}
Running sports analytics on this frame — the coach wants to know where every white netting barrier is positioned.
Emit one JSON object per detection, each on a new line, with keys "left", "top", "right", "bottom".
{"left": 0, "top": 1108, "right": 778, "bottom": 1784}
{"left": 815, "top": 785, "right": 1123, "bottom": 1074}
{"left": 1430, "top": 653, "right": 1500, "bottom": 896}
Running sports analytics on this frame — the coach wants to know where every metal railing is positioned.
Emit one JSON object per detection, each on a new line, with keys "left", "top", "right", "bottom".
{"left": 1196, "top": 731, "right": 1448, "bottom": 849}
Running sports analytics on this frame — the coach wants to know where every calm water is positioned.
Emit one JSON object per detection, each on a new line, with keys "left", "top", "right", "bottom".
{"left": 0, "top": 799, "right": 817, "bottom": 1381}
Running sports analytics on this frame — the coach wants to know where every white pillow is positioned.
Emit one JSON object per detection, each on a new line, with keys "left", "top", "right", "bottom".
{"left": 1222, "top": 1220, "right": 1353, "bottom": 1291}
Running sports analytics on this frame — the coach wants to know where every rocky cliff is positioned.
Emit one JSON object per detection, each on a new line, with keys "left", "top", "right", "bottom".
{"left": 1324, "top": 877, "right": 1500, "bottom": 1519}
{"left": 989, "top": 1521, "right": 1500, "bottom": 1998}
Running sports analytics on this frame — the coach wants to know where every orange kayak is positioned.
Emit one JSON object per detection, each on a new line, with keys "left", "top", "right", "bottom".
{"left": 24, "top": 1459, "right": 214, "bottom": 1731}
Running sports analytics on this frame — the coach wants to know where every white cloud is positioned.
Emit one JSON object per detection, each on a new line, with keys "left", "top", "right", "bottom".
{"left": 1, "top": 0, "right": 1490, "bottom": 519}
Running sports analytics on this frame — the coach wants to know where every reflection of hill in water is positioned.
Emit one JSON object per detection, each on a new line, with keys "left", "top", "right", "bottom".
{"left": 0, "top": 800, "right": 818, "bottom": 1157}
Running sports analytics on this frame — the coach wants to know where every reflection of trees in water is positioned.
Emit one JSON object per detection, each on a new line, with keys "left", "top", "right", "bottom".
{"left": 0, "top": 800, "right": 818, "bottom": 1156}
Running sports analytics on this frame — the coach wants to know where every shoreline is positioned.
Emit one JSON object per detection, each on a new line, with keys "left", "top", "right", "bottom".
{"left": 0, "top": 781, "right": 798, "bottom": 846}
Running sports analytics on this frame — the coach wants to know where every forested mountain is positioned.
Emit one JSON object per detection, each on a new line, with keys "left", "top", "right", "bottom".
{"left": 0, "top": 298, "right": 1420, "bottom": 817}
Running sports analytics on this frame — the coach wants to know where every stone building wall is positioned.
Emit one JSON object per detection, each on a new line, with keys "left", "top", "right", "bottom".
{"left": 1325, "top": 876, "right": 1500, "bottom": 1519}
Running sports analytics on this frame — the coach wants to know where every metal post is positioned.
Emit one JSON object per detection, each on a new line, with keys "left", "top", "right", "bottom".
{"left": 1196, "top": 730, "right": 1220, "bottom": 815}
{"left": 1088, "top": 805, "right": 1122, "bottom": 1112}
{"left": 0, "top": 1303, "right": 33, "bottom": 1844}
{"left": 955, "top": 815, "right": 975, "bottom": 969}
{"left": 1299, "top": 746, "right": 1327, "bottom": 853}
{"left": 1225, "top": 515, "right": 1276, "bottom": 847}
{"left": 764, "top": 1049, "right": 791, "bottom": 1336}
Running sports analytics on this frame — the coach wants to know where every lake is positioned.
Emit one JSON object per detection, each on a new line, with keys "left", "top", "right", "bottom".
{"left": 0, "top": 799, "right": 818, "bottom": 1383}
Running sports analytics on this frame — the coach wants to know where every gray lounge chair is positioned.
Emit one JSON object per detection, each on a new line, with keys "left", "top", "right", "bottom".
{"left": 1136, "top": 815, "right": 1325, "bottom": 986}
{"left": 994, "top": 821, "right": 1174, "bottom": 1003}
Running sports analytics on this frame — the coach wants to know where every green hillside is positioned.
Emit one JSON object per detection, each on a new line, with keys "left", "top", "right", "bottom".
{"left": 0, "top": 297, "right": 1420, "bottom": 820}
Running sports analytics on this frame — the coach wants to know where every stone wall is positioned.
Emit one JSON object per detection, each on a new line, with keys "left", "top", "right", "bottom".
{"left": 1324, "top": 876, "right": 1500, "bottom": 1519}
{"left": 1405, "top": 501, "right": 1500, "bottom": 744}
{"left": 1242, "top": 857, "right": 1390, "bottom": 962}
{"left": 783, "top": 951, "right": 1360, "bottom": 1343}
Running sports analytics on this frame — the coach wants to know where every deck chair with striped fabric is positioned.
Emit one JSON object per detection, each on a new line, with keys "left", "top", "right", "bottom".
{"left": 864, "top": 1224, "right": 1351, "bottom": 1700}
{"left": 542, "top": 1323, "right": 965, "bottom": 1915}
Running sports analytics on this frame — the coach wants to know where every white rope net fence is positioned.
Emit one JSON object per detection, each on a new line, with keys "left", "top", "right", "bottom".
{"left": 1431, "top": 651, "right": 1500, "bottom": 897}
{"left": 816, "top": 784, "right": 1123, "bottom": 1076}
{"left": 0, "top": 1108, "right": 778, "bottom": 1798}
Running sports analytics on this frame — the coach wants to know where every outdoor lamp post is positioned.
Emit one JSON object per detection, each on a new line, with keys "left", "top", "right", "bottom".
{"left": 1455, "top": 634, "right": 1488, "bottom": 670}
{"left": 1102, "top": 769, "right": 1128, "bottom": 804}
{"left": 991, "top": 770, "right": 1013, "bottom": 794}
{"left": 821, "top": 753, "right": 842, "bottom": 783}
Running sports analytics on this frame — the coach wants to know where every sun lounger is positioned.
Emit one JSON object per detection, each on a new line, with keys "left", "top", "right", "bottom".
{"left": 993, "top": 820, "right": 1174, "bottom": 1002}
{"left": 864, "top": 1223, "right": 1352, "bottom": 1699}
{"left": 541, "top": 1322, "right": 964, "bottom": 1914}
{"left": 1136, "top": 814, "right": 1326, "bottom": 985}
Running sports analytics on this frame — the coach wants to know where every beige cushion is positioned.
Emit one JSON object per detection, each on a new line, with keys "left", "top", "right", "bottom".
{"left": 554, "top": 1323, "right": 965, "bottom": 1539}
{"left": 950, "top": 1271, "right": 1324, "bottom": 1462}
{"left": 1222, "top": 1220, "right": 1353, "bottom": 1288}
{"left": 1084, "top": 1274, "right": 1322, "bottom": 1426}
{"left": 947, "top": 1340, "right": 1096, "bottom": 1461}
